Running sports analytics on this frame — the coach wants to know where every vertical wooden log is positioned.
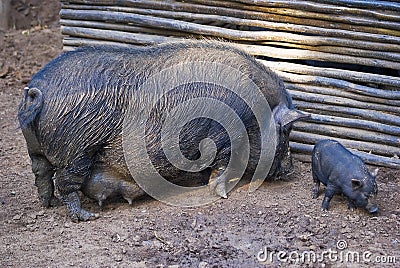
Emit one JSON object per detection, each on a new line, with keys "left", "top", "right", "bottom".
{"left": 0, "top": 0, "right": 10, "bottom": 31}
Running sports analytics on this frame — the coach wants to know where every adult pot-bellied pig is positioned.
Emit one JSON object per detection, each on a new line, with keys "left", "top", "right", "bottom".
{"left": 312, "top": 139, "right": 378, "bottom": 213}
{"left": 18, "top": 40, "right": 307, "bottom": 221}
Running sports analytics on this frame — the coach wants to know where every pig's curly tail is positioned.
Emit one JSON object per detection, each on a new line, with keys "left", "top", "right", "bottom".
{"left": 18, "top": 87, "right": 43, "bottom": 128}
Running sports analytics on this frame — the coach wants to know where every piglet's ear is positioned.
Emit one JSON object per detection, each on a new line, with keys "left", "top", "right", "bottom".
{"left": 351, "top": 179, "right": 364, "bottom": 190}
{"left": 371, "top": 168, "right": 379, "bottom": 177}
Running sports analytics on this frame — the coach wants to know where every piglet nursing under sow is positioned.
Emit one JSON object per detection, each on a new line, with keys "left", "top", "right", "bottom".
{"left": 312, "top": 139, "right": 378, "bottom": 213}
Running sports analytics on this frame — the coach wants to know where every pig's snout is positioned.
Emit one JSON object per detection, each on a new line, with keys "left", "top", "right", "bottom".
{"left": 368, "top": 206, "right": 378, "bottom": 213}
{"left": 366, "top": 195, "right": 378, "bottom": 214}
{"left": 366, "top": 202, "right": 378, "bottom": 214}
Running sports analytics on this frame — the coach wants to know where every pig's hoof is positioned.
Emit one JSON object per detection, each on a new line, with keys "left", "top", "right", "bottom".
{"left": 347, "top": 205, "right": 355, "bottom": 211}
{"left": 347, "top": 200, "right": 356, "bottom": 211}
{"left": 49, "top": 196, "right": 62, "bottom": 207}
{"left": 368, "top": 207, "right": 378, "bottom": 214}
{"left": 70, "top": 209, "right": 100, "bottom": 222}
{"left": 39, "top": 195, "right": 59, "bottom": 208}
{"left": 312, "top": 186, "right": 320, "bottom": 199}
{"left": 41, "top": 196, "right": 62, "bottom": 207}
{"left": 123, "top": 197, "right": 133, "bottom": 205}
{"left": 215, "top": 184, "right": 228, "bottom": 199}
{"left": 209, "top": 177, "right": 228, "bottom": 199}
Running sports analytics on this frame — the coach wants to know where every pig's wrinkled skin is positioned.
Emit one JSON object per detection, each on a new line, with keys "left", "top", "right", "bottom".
{"left": 312, "top": 139, "right": 378, "bottom": 214}
{"left": 18, "top": 40, "right": 307, "bottom": 221}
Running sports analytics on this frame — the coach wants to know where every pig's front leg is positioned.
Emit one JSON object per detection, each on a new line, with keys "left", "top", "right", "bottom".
{"left": 347, "top": 199, "right": 356, "bottom": 211}
{"left": 62, "top": 192, "right": 99, "bottom": 222}
{"left": 208, "top": 166, "right": 228, "bottom": 198}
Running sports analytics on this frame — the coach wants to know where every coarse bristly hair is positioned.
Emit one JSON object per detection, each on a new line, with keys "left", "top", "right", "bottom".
{"left": 18, "top": 39, "right": 295, "bottom": 178}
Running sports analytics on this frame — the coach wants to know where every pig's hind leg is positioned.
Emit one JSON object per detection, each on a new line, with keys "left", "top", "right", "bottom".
{"left": 30, "top": 155, "right": 58, "bottom": 207}
{"left": 321, "top": 183, "right": 338, "bottom": 211}
{"left": 54, "top": 167, "right": 99, "bottom": 222}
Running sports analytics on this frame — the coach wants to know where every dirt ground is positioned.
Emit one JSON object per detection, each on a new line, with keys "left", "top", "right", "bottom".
{"left": 0, "top": 2, "right": 399, "bottom": 267}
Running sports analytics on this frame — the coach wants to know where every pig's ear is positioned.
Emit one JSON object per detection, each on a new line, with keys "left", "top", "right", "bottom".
{"left": 273, "top": 104, "right": 310, "bottom": 127}
{"left": 351, "top": 179, "right": 364, "bottom": 190}
{"left": 282, "top": 109, "right": 309, "bottom": 127}
{"left": 371, "top": 168, "right": 379, "bottom": 177}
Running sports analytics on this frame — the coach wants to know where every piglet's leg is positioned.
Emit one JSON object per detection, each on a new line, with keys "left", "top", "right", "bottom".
{"left": 54, "top": 168, "right": 99, "bottom": 222}
{"left": 312, "top": 181, "right": 320, "bottom": 199}
{"left": 321, "top": 196, "right": 332, "bottom": 211}
{"left": 311, "top": 168, "right": 321, "bottom": 199}
{"left": 347, "top": 199, "right": 356, "bottom": 211}
{"left": 321, "top": 184, "right": 337, "bottom": 211}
